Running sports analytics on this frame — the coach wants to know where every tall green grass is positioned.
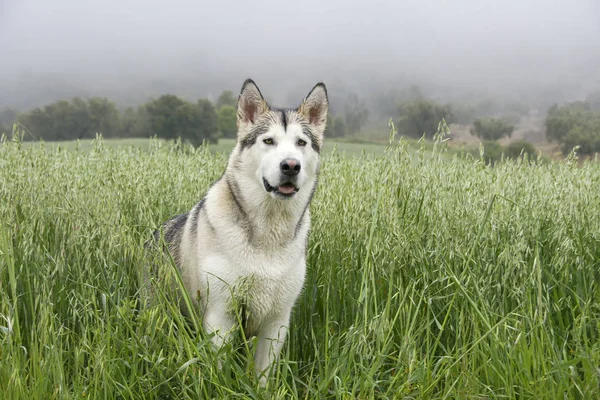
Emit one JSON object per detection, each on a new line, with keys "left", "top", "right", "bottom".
{"left": 1, "top": 136, "right": 599, "bottom": 399}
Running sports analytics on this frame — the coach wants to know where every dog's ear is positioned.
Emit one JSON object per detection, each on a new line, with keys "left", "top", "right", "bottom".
{"left": 237, "top": 79, "right": 269, "bottom": 129}
{"left": 298, "top": 83, "right": 328, "bottom": 135}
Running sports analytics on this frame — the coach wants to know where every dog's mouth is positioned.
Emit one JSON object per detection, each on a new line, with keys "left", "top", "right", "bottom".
{"left": 263, "top": 178, "right": 299, "bottom": 197}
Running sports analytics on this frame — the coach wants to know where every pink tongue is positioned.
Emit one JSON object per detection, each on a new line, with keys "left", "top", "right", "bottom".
{"left": 278, "top": 185, "right": 296, "bottom": 194}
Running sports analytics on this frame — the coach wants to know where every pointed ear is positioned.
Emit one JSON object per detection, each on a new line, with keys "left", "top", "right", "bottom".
{"left": 298, "top": 83, "right": 328, "bottom": 135}
{"left": 237, "top": 79, "right": 269, "bottom": 128}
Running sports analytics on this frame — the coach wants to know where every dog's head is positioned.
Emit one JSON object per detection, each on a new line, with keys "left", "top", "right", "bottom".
{"left": 234, "top": 79, "right": 328, "bottom": 200}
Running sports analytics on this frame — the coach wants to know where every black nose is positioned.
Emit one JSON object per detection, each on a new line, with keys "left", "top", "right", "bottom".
{"left": 280, "top": 158, "right": 301, "bottom": 176}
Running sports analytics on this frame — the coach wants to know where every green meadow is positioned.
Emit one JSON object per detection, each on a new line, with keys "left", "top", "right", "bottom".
{"left": 1, "top": 136, "right": 599, "bottom": 399}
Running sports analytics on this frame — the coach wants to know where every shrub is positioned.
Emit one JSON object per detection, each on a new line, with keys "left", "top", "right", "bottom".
{"left": 470, "top": 117, "right": 514, "bottom": 141}
{"left": 477, "top": 140, "right": 504, "bottom": 164}
{"left": 397, "top": 99, "right": 454, "bottom": 138}
{"left": 505, "top": 140, "right": 537, "bottom": 160}
{"left": 545, "top": 102, "right": 600, "bottom": 155}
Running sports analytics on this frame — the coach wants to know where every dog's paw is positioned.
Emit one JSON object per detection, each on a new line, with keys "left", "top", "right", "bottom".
{"left": 258, "top": 375, "right": 268, "bottom": 388}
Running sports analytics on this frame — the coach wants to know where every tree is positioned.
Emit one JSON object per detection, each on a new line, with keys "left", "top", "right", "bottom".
{"left": 43, "top": 100, "right": 75, "bottom": 140}
{"left": 397, "top": 99, "right": 454, "bottom": 138}
{"left": 144, "top": 95, "right": 189, "bottom": 140}
{"left": 217, "top": 105, "right": 237, "bottom": 138}
{"left": 325, "top": 115, "right": 347, "bottom": 138}
{"left": 473, "top": 140, "right": 537, "bottom": 165}
{"left": 545, "top": 102, "right": 600, "bottom": 155}
{"left": 545, "top": 102, "right": 589, "bottom": 142}
{"left": 470, "top": 117, "right": 514, "bottom": 141}
{"left": 561, "top": 121, "right": 600, "bottom": 155}
{"left": 586, "top": 91, "right": 600, "bottom": 112}
{"left": 144, "top": 96, "right": 218, "bottom": 145}
{"left": 121, "top": 106, "right": 151, "bottom": 138}
{"left": 191, "top": 99, "right": 219, "bottom": 146}
{"left": 18, "top": 107, "right": 53, "bottom": 140}
{"left": 68, "top": 97, "right": 92, "bottom": 139}
{"left": 87, "top": 97, "right": 120, "bottom": 138}
{"left": 0, "top": 108, "right": 18, "bottom": 127}
{"left": 215, "top": 90, "right": 236, "bottom": 109}
{"left": 344, "top": 93, "right": 369, "bottom": 135}
{"left": 477, "top": 141, "right": 504, "bottom": 165}
{"left": 505, "top": 140, "right": 537, "bottom": 160}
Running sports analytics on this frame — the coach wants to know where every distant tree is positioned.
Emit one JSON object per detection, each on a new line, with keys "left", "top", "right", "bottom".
{"left": 325, "top": 115, "right": 347, "bottom": 138}
{"left": 17, "top": 97, "right": 116, "bottom": 141}
{"left": 505, "top": 140, "right": 537, "bottom": 160}
{"left": 0, "top": 108, "right": 18, "bottom": 127}
{"left": 144, "top": 95, "right": 189, "bottom": 140}
{"left": 470, "top": 117, "right": 514, "bottom": 141}
{"left": 69, "top": 97, "right": 92, "bottom": 139}
{"left": 87, "top": 97, "right": 120, "bottom": 138}
{"left": 145, "top": 97, "right": 218, "bottom": 146}
{"left": 191, "top": 99, "right": 219, "bottom": 146}
{"left": 475, "top": 141, "right": 538, "bottom": 165}
{"left": 217, "top": 105, "right": 237, "bottom": 138}
{"left": 560, "top": 120, "right": 600, "bottom": 155}
{"left": 121, "top": 106, "right": 151, "bottom": 138}
{"left": 121, "top": 107, "right": 137, "bottom": 138}
{"left": 545, "top": 102, "right": 591, "bottom": 143}
{"left": 397, "top": 99, "right": 454, "bottom": 138}
{"left": 44, "top": 100, "right": 77, "bottom": 140}
{"left": 477, "top": 140, "right": 504, "bottom": 165}
{"left": 18, "top": 107, "right": 53, "bottom": 140}
{"left": 585, "top": 91, "right": 600, "bottom": 112}
{"left": 344, "top": 93, "right": 369, "bottom": 135}
{"left": 215, "top": 90, "right": 237, "bottom": 109}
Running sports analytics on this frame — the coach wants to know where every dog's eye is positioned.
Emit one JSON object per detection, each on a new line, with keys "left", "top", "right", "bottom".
{"left": 297, "top": 139, "right": 307, "bottom": 147}
{"left": 263, "top": 138, "right": 274, "bottom": 145}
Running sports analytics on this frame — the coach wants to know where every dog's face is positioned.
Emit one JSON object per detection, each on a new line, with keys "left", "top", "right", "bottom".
{"left": 234, "top": 79, "right": 328, "bottom": 200}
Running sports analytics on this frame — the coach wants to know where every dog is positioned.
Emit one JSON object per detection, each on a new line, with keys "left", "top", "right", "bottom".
{"left": 151, "top": 79, "right": 328, "bottom": 386}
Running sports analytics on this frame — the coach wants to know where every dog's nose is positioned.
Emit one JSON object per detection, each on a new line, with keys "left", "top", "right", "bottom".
{"left": 280, "top": 158, "right": 301, "bottom": 176}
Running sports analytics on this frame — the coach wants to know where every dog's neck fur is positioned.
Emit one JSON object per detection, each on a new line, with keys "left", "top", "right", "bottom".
{"left": 222, "top": 169, "right": 312, "bottom": 249}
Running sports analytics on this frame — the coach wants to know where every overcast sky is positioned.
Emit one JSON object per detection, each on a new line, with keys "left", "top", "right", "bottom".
{"left": 1, "top": 0, "right": 599, "bottom": 104}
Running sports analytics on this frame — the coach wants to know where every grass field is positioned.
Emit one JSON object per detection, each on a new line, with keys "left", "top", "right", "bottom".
{"left": 18, "top": 136, "right": 471, "bottom": 160}
{"left": 19, "top": 137, "right": 393, "bottom": 157}
{"left": 1, "top": 137, "right": 599, "bottom": 398}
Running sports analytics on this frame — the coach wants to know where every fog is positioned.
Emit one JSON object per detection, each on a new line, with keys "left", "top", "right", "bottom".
{"left": 1, "top": 0, "right": 599, "bottom": 110}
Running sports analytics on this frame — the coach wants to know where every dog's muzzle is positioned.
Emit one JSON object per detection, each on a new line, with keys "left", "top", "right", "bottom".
{"left": 263, "top": 178, "right": 299, "bottom": 198}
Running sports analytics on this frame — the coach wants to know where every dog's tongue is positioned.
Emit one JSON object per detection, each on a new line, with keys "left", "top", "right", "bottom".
{"left": 278, "top": 185, "right": 296, "bottom": 194}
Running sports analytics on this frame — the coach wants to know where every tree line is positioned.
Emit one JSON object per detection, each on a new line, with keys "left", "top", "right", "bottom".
{"left": 394, "top": 90, "right": 600, "bottom": 156}
{"left": 0, "top": 89, "right": 365, "bottom": 144}
{"left": 2, "top": 87, "right": 599, "bottom": 156}
{"left": 1, "top": 92, "right": 231, "bottom": 145}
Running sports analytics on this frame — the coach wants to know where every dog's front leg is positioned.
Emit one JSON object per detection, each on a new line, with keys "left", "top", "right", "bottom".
{"left": 254, "top": 311, "right": 291, "bottom": 387}
{"left": 204, "top": 305, "right": 236, "bottom": 368}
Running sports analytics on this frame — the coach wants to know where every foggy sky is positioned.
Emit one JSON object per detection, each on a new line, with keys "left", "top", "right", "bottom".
{"left": 1, "top": 0, "right": 599, "bottom": 107}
